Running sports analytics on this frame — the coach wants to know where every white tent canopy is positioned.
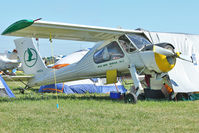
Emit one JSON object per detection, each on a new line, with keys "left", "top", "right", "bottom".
{"left": 145, "top": 31, "right": 199, "bottom": 93}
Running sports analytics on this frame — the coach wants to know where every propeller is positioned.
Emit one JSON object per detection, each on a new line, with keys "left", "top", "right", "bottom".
{"left": 175, "top": 52, "right": 193, "bottom": 63}
{"left": 153, "top": 45, "right": 174, "bottom": 56}
{"left": 153, "top": 45, "right": 193, "bottom": 63}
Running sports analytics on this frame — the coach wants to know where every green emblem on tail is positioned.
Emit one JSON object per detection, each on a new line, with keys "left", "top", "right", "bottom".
{"left": 24, "top": 48, "right": 38, "bottom": 67}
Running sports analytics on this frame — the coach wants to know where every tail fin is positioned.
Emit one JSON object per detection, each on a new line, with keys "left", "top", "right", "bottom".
{"left": 14, "top": 38, "right": 48, "bottom": 75}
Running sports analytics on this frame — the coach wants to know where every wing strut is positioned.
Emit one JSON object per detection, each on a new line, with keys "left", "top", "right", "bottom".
{"left": 128, "top": 64, "right": 144, "bottom": 95}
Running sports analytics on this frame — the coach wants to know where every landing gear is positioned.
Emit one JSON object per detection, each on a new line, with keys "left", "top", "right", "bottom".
{"left": 125, "top": 64, "right": 144, "bottom": 104}
{"left": 124, "top": 93, "right": 137, "bottom": 104}
{"left": 19, "top": 84, "right": 30, "bottom": 94}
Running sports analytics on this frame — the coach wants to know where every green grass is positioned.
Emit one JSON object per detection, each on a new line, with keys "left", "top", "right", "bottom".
{"left": 0, "top": 81, "right": 199, "bottom": 133}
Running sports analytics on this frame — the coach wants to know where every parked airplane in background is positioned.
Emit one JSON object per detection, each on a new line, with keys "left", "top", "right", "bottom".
{"left": 0, "top": 49, "right": 19, "bottom": 75}
{"left": 50, "top": 49, "right": 89, "bottom": 69}
{"left": 1, "top": 19, "right": 193, "bottom": 103}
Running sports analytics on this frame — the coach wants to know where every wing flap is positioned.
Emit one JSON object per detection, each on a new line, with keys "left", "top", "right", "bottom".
{"left": 2, "top": 19, "right": 143, "bottom": 42}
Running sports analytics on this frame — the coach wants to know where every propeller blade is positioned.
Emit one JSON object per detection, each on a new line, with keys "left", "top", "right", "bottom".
{"left": 175, "top": 52, "right": 193, "bottom": 63}
{"left": 153, "top": 45, "right": 175, "bottom": 56}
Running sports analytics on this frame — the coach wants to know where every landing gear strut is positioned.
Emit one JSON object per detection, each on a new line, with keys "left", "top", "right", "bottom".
{"left": 18, "top": 80, "right": 31, "bottom": 94}
{"left": 19, "top": 85, "right": 30, "bottom": 94}
{"left": 124, "top": 64, "right": 144, "bottom": 104}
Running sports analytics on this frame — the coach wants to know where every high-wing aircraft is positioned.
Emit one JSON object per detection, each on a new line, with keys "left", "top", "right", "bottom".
{"left": 1, "top": 19, "right": 191, "bottom": 103}
{"left": 0, "top": 49, "right": 19, "bottom": 75}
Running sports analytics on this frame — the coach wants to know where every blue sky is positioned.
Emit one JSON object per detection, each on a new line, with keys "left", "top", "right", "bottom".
{"left": 0, "top": 0, "right": 199, "bottom": 56}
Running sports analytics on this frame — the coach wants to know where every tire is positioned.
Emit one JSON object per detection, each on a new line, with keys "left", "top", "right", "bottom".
{"left": 124, "top": 93, "right": 137, "bottom": 104}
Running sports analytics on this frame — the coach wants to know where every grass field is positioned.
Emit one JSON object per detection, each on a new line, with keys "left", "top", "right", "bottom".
{"left": 0, "top": 81, "right": 199, "bottom": 133}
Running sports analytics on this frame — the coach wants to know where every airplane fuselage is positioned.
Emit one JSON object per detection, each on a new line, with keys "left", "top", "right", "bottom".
{"left": 27, "top": 35, "right": 176, "bottom": 87}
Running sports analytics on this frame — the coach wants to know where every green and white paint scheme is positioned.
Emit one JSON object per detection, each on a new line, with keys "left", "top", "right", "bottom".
{"left": 3, "top": 19, "right": 189, "bottom": 103}
{"left": 24, "top": 48, "right": 38, "bottom": 67}
{"left": 14, "top": 38, "right": 47, "bottom": 75}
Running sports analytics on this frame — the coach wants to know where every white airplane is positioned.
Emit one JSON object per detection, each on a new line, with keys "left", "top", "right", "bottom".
{"left": 1, "top": 19, "right": 191, "bottom": 103}
{"left": 0, "top": 49, "right": 19, "bottom": 75}
{"left": 51, "top": 49, "right": 90, "bottom": 69}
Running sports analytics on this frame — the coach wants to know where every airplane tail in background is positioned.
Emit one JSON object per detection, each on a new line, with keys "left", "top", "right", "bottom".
{"left": 14, "top": 38, "right": 48, "bottom": 75}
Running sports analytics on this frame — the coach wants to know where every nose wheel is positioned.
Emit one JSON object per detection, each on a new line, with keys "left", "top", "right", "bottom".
{"left": 124, "top": 93, "right": 137, "bottom": 104}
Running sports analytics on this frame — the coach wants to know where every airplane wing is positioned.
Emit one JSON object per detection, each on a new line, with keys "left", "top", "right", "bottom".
{"left": 2, "top": 19, "right": 143, "bottom": 42}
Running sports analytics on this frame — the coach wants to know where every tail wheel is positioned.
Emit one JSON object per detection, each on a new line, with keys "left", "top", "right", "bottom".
{"left": 124, "top": 93, "right": 137, "bottom": 104}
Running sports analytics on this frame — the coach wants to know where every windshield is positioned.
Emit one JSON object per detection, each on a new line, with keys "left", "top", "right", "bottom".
{"left": 126, "top": 34, "right": 151, "bottom": 49}
{"left": 118, "top": 35, "right": 137, "bottom": 53}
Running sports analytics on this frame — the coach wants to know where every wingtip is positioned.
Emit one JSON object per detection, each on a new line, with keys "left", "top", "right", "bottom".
{"left": 2, "top": 19, "right": 34, "bottom": 35}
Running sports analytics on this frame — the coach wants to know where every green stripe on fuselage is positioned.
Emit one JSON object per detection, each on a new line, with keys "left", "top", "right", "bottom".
{"left": 2, "top": 19, "right": 34, "bottom": 35}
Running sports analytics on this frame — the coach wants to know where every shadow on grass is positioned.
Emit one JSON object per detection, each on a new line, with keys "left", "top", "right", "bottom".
{"left": 0, "top": 93, "right": 172, "bottom": 104}
{"left": 0, "top": 92, "right": 125, "bottom": 103}
{"left": 1, "top": 88, "right": 173, "bottom": 103}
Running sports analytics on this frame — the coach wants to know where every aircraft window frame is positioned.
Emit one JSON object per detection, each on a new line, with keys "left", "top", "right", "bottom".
{"left": 93, "top": 41, "right": 124, "bottom": 64}
{"left": 118, "top": 35, "right": 138, "bottom": 53}
{"left": 126, "top": 34, "right": 151, "bottom": 49}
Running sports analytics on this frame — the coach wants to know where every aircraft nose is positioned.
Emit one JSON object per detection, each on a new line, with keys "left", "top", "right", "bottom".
{"left": 152, "top": 45, "right": 176, "bottom": 72}
{"left": 154, "top": 52, "right": 176, "bottom": 72}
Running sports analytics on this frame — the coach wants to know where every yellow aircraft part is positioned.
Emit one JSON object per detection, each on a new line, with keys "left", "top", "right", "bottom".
{"left": 154, "top": 53, "right": 175, "bottom": 73}
{"left": 106, "top": 69, "right": 117, "bottom": 84}
{"left": 176, "top": 52, "right": 181, "bottom": 57}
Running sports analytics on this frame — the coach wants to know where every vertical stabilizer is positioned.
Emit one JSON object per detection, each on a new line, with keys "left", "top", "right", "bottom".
{"left": 14, "top": 38, "right": 48, "bottom": 75}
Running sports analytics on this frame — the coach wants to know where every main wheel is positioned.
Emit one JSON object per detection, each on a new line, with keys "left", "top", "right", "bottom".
{"left": 124, "top": 93, "right": 137, "bottom": 104}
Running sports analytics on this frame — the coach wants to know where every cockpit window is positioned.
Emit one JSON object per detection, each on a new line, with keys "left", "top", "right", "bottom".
{"left": 126, "top": 34, "right": 151, "bottom": 49}
{"left": 94, "top": 41, "right": 124, "bottom": 64}
{"left": 118, "top": 35, "right": 137, "bottom": 53}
